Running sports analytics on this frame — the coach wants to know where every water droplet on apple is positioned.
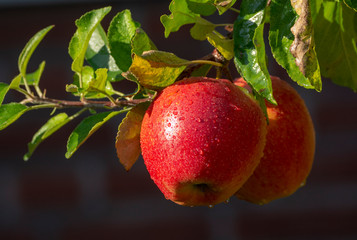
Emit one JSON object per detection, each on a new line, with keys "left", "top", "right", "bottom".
{"left": 164, "top": 99, "right": 172, "bottom": 108}
{"left": 230, "top": 103, "right": 240, "bottom": 111}
{"left": 196, "top": 117, "right": 203, "bottom": 123}
{"left": 199, "top": 149, "right": 204, "bottom": 155}
{"left": 224, "top": 86, "right": 231, "bottom": 92}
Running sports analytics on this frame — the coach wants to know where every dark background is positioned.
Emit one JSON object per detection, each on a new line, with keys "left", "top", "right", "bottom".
{"left": 1, "top": 0, "right": 357, "bottom": 239}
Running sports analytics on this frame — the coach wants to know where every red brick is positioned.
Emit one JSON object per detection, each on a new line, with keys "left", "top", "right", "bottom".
{"left": 237, "top": 209, "right": 357, "bottom": 239}
{"left": 61, "top": 218, "right": 210, "bottom": 240}
{"left": 19, "top": 171, "right": 80, "bottom": 210}
{"left": 106, "top": 162, "right": 161, "bottom": 198}
{"left": 0, "top": 228, "right": 35, "bottom": 240}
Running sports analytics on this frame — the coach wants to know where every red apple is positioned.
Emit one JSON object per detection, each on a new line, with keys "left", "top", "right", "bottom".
{"left": 235, "top": 76, "right": 315, "bottom": 204}
{"left": 140, "top": 77, "right": 267, "bottom": 206}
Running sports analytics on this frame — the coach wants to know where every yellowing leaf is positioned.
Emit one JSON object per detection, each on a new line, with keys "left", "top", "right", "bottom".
{"left": 127, "top": 51, "right": 188, "bottom": 89}
{"left": 290, "top": 0, "right": 321, "bottom": 91}
{"left": 116, "top": 102, "right": 150, "bottom": 171}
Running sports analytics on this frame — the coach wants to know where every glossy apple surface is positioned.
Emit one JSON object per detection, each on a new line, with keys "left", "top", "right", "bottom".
{"left": 140, "top": 77, "right": 267, "bottom": 206}
{"left": 235, "top": 76, "right": 315, "bottom": 204}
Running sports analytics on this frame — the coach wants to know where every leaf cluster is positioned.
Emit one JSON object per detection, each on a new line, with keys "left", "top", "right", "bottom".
{"left": 0, "top": 0, "right": 356, "bottom": 169}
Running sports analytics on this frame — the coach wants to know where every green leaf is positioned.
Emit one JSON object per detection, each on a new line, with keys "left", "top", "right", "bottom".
{"left": 233, "top": 0, "right": 276, "bottom": 104}
{"left": 311, "top": 0, "right": 324, "bottom": 23}
{"left": 215, "top": 0, "right": 237, "bottom": 14}
{"left": 126, "top": 50, "right": 188, "bottom": 89}
{"left": 18, "top": 25, "right": 54, "bottom": 77}
{"left": 85, "top": 25, "right": 123, "bottom": 82}
{"left": 190, "top": 64, "right": 212, "bottom": 77}
{"left": 71, "top": 66, "right": 114, "bottom": 98}
{"left": 116, "top": 102, "right": 150, "bottom": 171}
{"left": 314, "top": 1, "right": 357, "bottom": 91}
{"left": 9, "top": 74, "right": 22, "bottom": 90}
{"left": 89, "top": 68, "right": 108, "bottom": 91}
{"left": 0, "top": 83, "right": 10, "bottom": 106}
{"left": 206, "top": 32, "right": 234, "bottom": 60}
{"left": 66, "top": 110, "right": 124, "bottom": 158}
{"left": 190, "top": 17, "right": 216, "bottom": 40}
{"left": 69, "top": 6, "right": 111, "bottom": 73}
{"left": 131, "top": 28, "right": 158, "bottom": 56}
{"left": 87, "top": 68, "right": 115, "bottom": 98}
{"left": 108, "top": 9, "right": 140, "bottom": 73}
{"left": 344, "top": 0, "right": 357, "bottom": 11}
{"left": 269, "top": 0, "right": 317, "bottom": 90}
{"left": 186, "top": 0, "right": 217, "bottom": 16}
{"left": 161, "top": 0, "right": 198, "bottom": 38}
{"left": 21, "top": 61, "right": 46, "bottom": 86}
{"left": 0, "top": 103, "right": 28, "bottom": 131}
{"left": 24, "top": 113, "right": 71, "bottom": 161}
{"left": 289, "top": 0, "right": 322, "bottom": 91}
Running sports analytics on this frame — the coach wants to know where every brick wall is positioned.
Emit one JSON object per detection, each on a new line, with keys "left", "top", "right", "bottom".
{"left": 0, "top": 1, "right": 356, "bottom": 240}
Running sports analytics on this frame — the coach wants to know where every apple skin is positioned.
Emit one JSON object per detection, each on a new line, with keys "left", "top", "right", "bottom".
{"left": 235, "top": 76, "right": 315, "bottom": 204}
{"left": 140, "top": 77, "right": 267, "bottom": 206}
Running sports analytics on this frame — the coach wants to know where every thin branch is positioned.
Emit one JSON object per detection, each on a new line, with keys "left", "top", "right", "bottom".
{"left": 24, "top": 96, "right": 152, "bottom": 110}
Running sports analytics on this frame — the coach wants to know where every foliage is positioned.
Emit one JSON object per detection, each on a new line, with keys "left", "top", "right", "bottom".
{"left": 0, "top": 0, "right": 356, "bottom": 167}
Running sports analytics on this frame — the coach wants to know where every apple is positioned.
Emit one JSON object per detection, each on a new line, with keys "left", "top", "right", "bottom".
{"left": 140, "top": 77, "right": 267, "bottom": 206}
{"left": 235, "top": 76, "right": 315, "bottom": 204}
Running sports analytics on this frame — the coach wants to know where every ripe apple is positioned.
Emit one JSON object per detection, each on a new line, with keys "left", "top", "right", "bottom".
{"left": 235, "top": 76, "right": 315, "bottom": 204}
{"left": 140, "top": 77, "right": 267, "bottom": 206}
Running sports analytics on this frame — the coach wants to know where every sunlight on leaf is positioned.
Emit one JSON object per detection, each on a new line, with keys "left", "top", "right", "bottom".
{"left": 127, "top": 51, "right": 188, "bottom": 89}
{"left": 269, "top": 0, "right": 316, "bottom": 90}
{"left": 0, "top": 103, "right": 28, "bottom": 131}
{"left": 18, "top": 25, "right": 53, "bottom": 77}
{"left": 24, "top": 113, "right": 71, "bottom": 161}
{"left": 69, "top": 7, "right": 111, "bottom": 73}
{"left": 289, "top": 0, "right": 322, "bottom": 91}
{"left": 116, "top": 102, "right": 150, "bottom": 171}
{"left": 66, "top": 110, "right": 125, "bottom": 158}
{"left": 234, "top": 0, "right": 276, "bottom": 104}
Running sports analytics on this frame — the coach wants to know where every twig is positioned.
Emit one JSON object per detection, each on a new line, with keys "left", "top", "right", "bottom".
{"left": 22, "top": 96, "right": 152, "bottom": 110}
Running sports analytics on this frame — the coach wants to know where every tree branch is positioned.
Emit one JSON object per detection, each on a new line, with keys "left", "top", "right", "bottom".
{"left": 22, "top": 96, "right": 152, "bottom": 109}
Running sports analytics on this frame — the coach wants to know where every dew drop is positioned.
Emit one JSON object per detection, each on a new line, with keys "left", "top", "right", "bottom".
{"left": 230, "top": 103, "right": 240, "bottom": 111}
{"left": 164, "top": 99, "right": 172, "bottom": 108}
{"left": 199, "top": 149, "right": 204, "bottom": 155}
{"left": 196, "top": 118, "right": 203, "bottom": 123}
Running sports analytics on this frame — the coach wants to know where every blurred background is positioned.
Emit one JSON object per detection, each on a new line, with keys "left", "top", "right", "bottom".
{"left": 1, "top": 0, "right": 357, "bottom": 239}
